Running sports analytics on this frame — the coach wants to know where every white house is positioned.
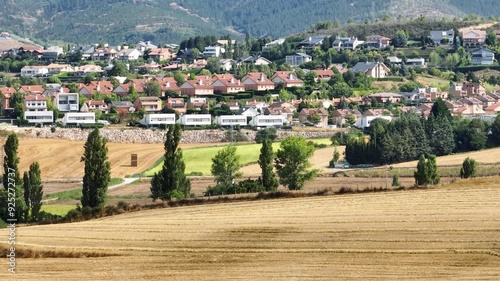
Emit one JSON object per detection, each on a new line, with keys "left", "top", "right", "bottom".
{"left": 117, "top": 48, "right": 142, "bottom": 60}
{"left": 216, "top": 115, "right": 248, "bottom": 127}
{"left": 62, "top": 112, "right": 96, "bottom": 125}
{"left": 55, "top": 90, "right": 79, "bottom": 112}
{"left": 250, "top": 115, "right": 285, "bottom": 127}
{"left": 140, "top": 114, "right": 176, "bottom": 127}
{"left": 20, "top": 66, "right": 49, "bottom": 77}
{"left": 355, "top": 112, "right": 393, "bottom": 129}
{"left": 285, "top": 53, "right": 312, "bottom": 66}
{"left": 24, "top": 94, "right": 47, "bottom": 111}
{"left": 24, "top": 111, "right": 54, "bottom": 124}
{"left": 176, "top": 114, "right": 212, "bottom": 126}
{"left": 405, "top": 58, "right": 426, "bottom": 68}
{"left": 203, "top": 46, "right": 225, "bottom": 57}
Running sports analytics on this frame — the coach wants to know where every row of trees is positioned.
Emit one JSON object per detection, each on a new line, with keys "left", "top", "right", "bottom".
{"left": 346, "top": 98, "right": 491, "bottom": 165}
{"left": 0, "top": 134, "right": 43, "bottom": 222}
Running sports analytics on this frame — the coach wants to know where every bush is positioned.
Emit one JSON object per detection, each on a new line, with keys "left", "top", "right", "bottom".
{"left": 460, "top": 157, "right": 477, "bottom": 179}
{"left": 50, "top": 126, "right": 56, "bottom": 133}
{"left": 392, "top": 174, "right": 400, "bottom": 187}
{"left": 187, "top": 171, "right": 203, "bottom": 176}
{"left": 116, "top": 201, "right": 130, "bottom": 210}
{"left": 237, "top": 179, "right": 265, "bottom": 193}
{"left": 255, "top": 128, "right": 277, "bottom": 143}
{"left": 307, "top": 141, "right": 328, "bottom": 149}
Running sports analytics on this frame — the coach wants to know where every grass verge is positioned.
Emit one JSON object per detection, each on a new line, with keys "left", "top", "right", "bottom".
{"left": 41, "top": 205, "right": 76, "bottom": 216}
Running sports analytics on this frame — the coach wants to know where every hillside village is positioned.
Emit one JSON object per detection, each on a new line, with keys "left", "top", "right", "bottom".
{"left": 1, "top": 22, "right": 500, "bottom": 130}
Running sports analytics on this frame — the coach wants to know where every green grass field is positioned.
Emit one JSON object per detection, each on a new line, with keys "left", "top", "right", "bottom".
{"left": 41, "top": 205, "right": 76, "bottom": 216}
{"left": 144, "top": 139, "right": 331, "bottom": 176}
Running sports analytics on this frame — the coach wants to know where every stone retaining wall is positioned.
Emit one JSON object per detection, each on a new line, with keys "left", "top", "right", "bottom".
{"left": 8, "top": 127, "right": 335, "bottom": 144}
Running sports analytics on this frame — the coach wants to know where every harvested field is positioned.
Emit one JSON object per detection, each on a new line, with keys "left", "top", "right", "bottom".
{"left": 1, "top": 177, "right": 499, "bottom": 280}
{"left": 393, "top": 147, "right": 500, "bottom": 168}
{"left": 0, "top": 138, "right": 224, "bottom": 180}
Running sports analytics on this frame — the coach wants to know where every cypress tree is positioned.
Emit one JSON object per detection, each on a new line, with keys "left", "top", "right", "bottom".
{"left": 460, "top": 157, "right": 477, "bottom": 179}
{"left": 414, "top": 155, "right": 428, "bottom": 186}
{"left": 151, "top": 124, "right": 191, "bottom": 201}
{"left": 81, "top": 129, "right": 111, "bottom": 208}
{"left": 23, "top": 162, "right": 43, "bottom": 221}
{"left": 258, "top": 139, "right": 279, "bottom": 191}
{"left": 1, "top": 133, "right": 26, "bottom": 222}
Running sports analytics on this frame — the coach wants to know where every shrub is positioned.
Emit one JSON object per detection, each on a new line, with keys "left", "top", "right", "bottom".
{"left": 187, "top": 171, "right": 203, "bottom": 176}
{"left": 238, "top": 179, "right": 265, "bottom": 193}
{"left": 460, "top": 157, "right": 477, "bottom": 179}
{"left": 50, "top": 126, "right": 56, "bottom": 133}
{"left": 392, "top": 174, "right": 400, "bottom": 187}
{"left": 116, "top": 201, "right": 130, "bottom": 210}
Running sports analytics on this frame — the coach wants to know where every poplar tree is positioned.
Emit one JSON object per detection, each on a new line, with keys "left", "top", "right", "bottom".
{"left": 1, "top": 133, "right": 26, "bottom": 221}
{"left": 151, "top": 124, "right": 191, "bottom": 200}
{"left": 23, "top": 162, "right": 43, "bottom": 221}
{"left": 81, "top": 129, "right": 111, "bottom": 208}
{"left": 258, "top": 139, "right": 279, "bottom": 191}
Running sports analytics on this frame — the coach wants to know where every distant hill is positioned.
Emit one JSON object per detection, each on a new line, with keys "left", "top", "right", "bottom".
{"left": 0, "top": 0, "right": 499, "bottom": 45}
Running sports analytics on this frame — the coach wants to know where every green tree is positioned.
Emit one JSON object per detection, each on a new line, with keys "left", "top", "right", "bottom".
{"left": 1, "top": 133, "right": 26, "bottom": 222}
{"left": 392, "top": 30, "right": 408, "bottom": 48}
{"left": 211, "top": 146, "right": 242, "bottom": 187}
{"left": 255, "top": 128, "right": 277, "bottom": 143}
{"left": 275, "top": 136, "right": 317, "bottom": 190}
{"left": 108, "top": 61, "right": 128, "bottom": 77}
{"left": 127, "top": 83, "right": 138, "bottom": 102}
{"left": 150, "top": 124, "right": 191, "bottom": 200}
{"left": 81, "top": 129, "right": 111, "bottom": 208}
{"left": 11, "top": 92, "right": 24, "bottom": 120}
{"left": 460, "top": 157, "right": 477, "bottom": 179}
{"left": 414, "top": 154, "right": 439, "bottom": 186}
{"left": 392, "top": 174, "right": 400, "bottom": 187}
{"left": 173, "top": 71, "right": 186, "bottom": 86}
{"left": 258, "top": 139, "right": 279, "bottom": 191}
{"left": 22, "top": 162, "right": 43, "bottom": 221}
{"left": 144, "top": 81, "right": 162, "bottom": 97}
{"left": 491, "top": 115, "right": 500, "bottom": 144}
{"left": 47, "top": 75, "right": 62, "bottom": 84}
{"left": 329, "top": 147, "right": 340, "bottom": 167}
{"left": 485, "top": 30, "right": 497, "bottom": 46}
{"left": 431, "top": 97, "right": 452, "bottom": 120}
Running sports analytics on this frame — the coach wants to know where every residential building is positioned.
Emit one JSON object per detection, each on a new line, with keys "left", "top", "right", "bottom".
{"left": 331, "top": 64, "right": 348, "bottom": 73}
{"left": 365, "top": 35, "right": 391, "bottom": 49}
{"left": 165, "top": 97, "right": 186, "bottom": 114}
{"left": 212, "top": 77, "right": 245, "bottom": 94}
{"left": 91, "top": 47, "right": 117, "bottom": 61}
{"left": 299, "top": 108, "right": 329, "bottom": 128}
{"left": 462, "top": 82, "right": 486, "bottom": 96}
{"left": 220, "top": 59, "right": 236, "bottom": 71}
{"left": 20, "top": 66, "right": 49, "bottom": 77}
{"left": 140, "top": 114, "right": 176, "bottom": 127}
{"left": 332, "top": 36, "right": 363, "bottom": 50}
{"left": 405, "top": 58, "right": 426, "bottom": 68}
{"left": 20, "top": 85, "right": 45, "bottom": 95}
{"left": 117, "top": 47, "right": 142, "bottom": 61}
{"left": 387, "top": 56, "right": 403, "bottom": 65}
{"left": 298, "top": 36, "right": 327, "bottom": 50}
{"left": 154, "top": 77, "right": 181, "bottom": 95}
{"left": 262, "top": 38, "right": 285, "bottom": 51}
{"left": 109, "top": 101, "right": 135, "bottom": 117}
{"left": 238, "top": 56, "right": 271, "bottom": 66}
{"left": 62, "top": 112, "right": 96, "bottom": 125}
{"left": 249, "top": 115, "right": 285, "bottom": 127}
{"left": 369, "top": 93, "right": 403, "bottom": 103}
{"left": 216, "top": 115, "right": 248, "bottom": 127}
{"left": 475, "top": 94, "right": 496, "bottom": 109}
{"left": 80, "top": 100, "right": 109, "bottom": 113}
{"left": 176, "top": 114, "right": 212, "bottom": 126}
{"left": 236, "top": 106, "right": 260, "bottom": 118}
{"left": 485, "top": 102, "right": 500, "bottom": 114}
{"left": 271, "top": 71, "right": 304, "bottom": 88}
{"left": 332, "top": 109, "right": 362, "bottom": 126}
{"left": 148, "top": 48, "right": 174, "bottom": 61}
{"left": 24, "top": 111, "right": 54, "bottom": 124}
{"left": 188, "top": 97, "right": 209, "bottom": 111}
{"left": 285, "top": 53, "right": 312, "bottom": 66}
{"left": 311, "top": 69, "right": 334, "bottom": 81}
{"left": 471, "top": 47, "right": 495, "bottom": 65}
{"left": 355, "top": 109, "right": 393, "bottom": 129}
{"left": 215, "top": 101, "right": 240, "bottom": 111}
{"left": 241, "top": 72, "right": 275, "bottom": 91}
{"left": 24, "top": 94, "right": 47, "bottom": 111}
{"left": 136, "top": 41, "right": 157, "bottom": 52}
{"left": 80, "top": 80, "right": 114, "bottom": 98}
{"left": 74, "top": 64, "right": 103, "bottom": 76}
{"left": 462, "top": 30, "right": 487, "bottom": 47}
{"left": 352, "top": 62, "right": 389, "bottom": 78}
{"left": 456, "top": 98, "right": 486, "bottom": 116}
{"left": 244, "top": 100, "right": 268, "bottom": 111}
{"left": 134, "top": 96, "right": 162, "bottom": 113}
{"left": 47, "top": 63, "right": 74, "bottom": 74}
{"left": 429, "top": 30, "right": 455, "bottom": 45}
{"left": 55, "top": 90, "right": 79, "bottom": 112}
{"left": 42, "top": 46, "right": 64, "bottom": 60}
{"left": 180, "top": 79, "right": 214, "bottom": 96}
{"left": 0, "top": 87, "right": 15, "bottom": 112}
{"left": 203, "top": 46, "right": 225, "bottom": 57}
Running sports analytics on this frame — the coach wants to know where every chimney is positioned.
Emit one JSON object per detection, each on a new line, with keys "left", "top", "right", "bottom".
{"left": 230, "top": 77, "right": 234, "bottom": 84}
{"left": 96, "top": 82, "right": 100, "bottom": 91}
{"left": 166, "top": 81, "right": 170, "bottom": 87}
{"left": 309, "top": 36, "right": 312, "bottom": 41}
{"left": 198, "top": 79, "right": 203, "bottom": 85}
{"left": 260, "top": 73, "right": 264, "bottom": 82}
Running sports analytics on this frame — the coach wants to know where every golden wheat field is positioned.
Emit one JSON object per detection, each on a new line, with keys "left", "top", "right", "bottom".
{"left": 0, "top": 178, "right": 499, "bottom": 280}
{"left": 393, "top": 147, "right": 500, "bottom": 168}
{"left": 0, "top": 138, "right": 223, "bottom": 179}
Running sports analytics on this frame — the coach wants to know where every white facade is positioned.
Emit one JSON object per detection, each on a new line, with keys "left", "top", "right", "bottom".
{"left": 20, "top": 66, "right": 49, "bottom": 77}
{"left": 250, "top": 115, "right": 285, "bottom": 127}
{"left": 25, "top": 98, "right": 47, "bottom": 111}
{"left": 355, "top": 116, "right": 393, "bottom": 129}
{"left": 177, "top": 114, "right": 212, "bottom": 126}
{"left": 62, "top": 112, "right": 96, "bottom": 125}
{"left": 140, "top": 114, "right": 176, "bottom": 126}
{"left": 56, "top": 92, "right": 79, "bottom": 112}
{"left": 24, "top": 111, "right": 54, "bottom": 124}
{"left": 216, "top": 115, "right": 248, "bottom": 127}
{"left": 203, "top": 46, "right": 225, "bottom": 57}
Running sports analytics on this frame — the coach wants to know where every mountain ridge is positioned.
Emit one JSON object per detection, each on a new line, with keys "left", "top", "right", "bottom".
{"left": 0, "top": 0, "right": 499, "bottom": 45}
